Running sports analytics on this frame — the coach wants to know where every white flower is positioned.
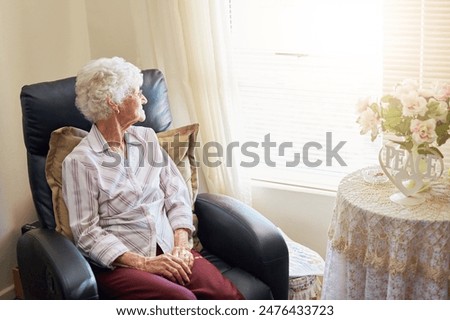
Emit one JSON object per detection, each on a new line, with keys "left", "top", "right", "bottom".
{"left": 394, "top": 79, "right": 419, "bottom": 98}
{"left": 418, "top": 88, "right": 434, "bottom": 99}
{"left": 355, "top": 96, "right": 371, "bottom": 114}
{"left": 400, "top": 91, "right": 428, "bottom": 117}
{"left": 357, "top": 108, "right": 380, "bottom": 139}
{"left": 433, "top": 81, "right": 450, "bottom": 101}
{"left": 410, "top": 118, "right": 437, "bottom": 144}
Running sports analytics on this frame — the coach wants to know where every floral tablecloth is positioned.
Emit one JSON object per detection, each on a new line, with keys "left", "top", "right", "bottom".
{"left": 321, "top": 169, "right": 450, "bottom": 299}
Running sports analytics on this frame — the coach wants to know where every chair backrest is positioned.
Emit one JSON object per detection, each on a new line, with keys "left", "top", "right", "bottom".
{"left": 20, "top": 69, "right": 172, "bottom": 229}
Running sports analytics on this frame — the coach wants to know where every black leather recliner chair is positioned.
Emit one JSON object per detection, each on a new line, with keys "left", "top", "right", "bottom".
{"left": 17, "top": 69, "right": 289, "bottom": 300}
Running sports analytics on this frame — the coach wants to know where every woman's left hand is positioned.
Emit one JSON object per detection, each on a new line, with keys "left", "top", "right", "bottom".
{"left": 171, "top": 246, "right": 194, "bottom": 269}
{"left": 173, "top": 228, "right": 194, "bottom": 268}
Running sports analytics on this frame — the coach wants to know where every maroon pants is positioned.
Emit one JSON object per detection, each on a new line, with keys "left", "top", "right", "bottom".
{"left": 91, "top": 250, "right": 244, "bottom": 300}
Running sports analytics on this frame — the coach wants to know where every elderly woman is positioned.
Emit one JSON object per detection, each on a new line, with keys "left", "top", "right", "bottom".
{"left": 62, "top": 57, "right": 244, "bottom": 299}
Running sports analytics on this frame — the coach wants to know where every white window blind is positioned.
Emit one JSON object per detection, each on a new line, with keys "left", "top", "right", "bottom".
{"left": 230, "top": 0, "right": 450, "bottom": 191}
{"left": 383, "top": 0, "right": 450, "bottom": 169}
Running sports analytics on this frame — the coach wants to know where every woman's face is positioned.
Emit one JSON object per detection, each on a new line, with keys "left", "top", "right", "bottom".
{"left": 118, "top": 88, "right": 148, "bottom": 126}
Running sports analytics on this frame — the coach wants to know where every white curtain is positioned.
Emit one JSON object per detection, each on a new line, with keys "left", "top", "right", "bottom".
{"left": 130, "top": 0, "right": 251, "bottom": 204}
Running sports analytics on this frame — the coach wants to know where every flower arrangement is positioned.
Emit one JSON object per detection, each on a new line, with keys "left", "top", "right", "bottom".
{"left": 356, "top": 80, "right": 450, "bottom": 158}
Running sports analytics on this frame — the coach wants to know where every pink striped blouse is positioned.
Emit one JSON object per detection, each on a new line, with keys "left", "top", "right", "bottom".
{"left": 62, "top": 125, "right": 194, "bottom": 268}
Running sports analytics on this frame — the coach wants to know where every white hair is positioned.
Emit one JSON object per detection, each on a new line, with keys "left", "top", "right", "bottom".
{"left": 75, "top": 57, "right": 143, "bottom": 123}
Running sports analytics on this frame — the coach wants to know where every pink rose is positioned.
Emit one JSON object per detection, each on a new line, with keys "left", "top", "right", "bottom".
{"left": 433, "top": 82, "right": 450, "bottom": 101}
{"left": 401, "top": 92, "right": 427, "bottom": 117}
{"left": 410, "top": 118, "right": 437, "bottom": 144}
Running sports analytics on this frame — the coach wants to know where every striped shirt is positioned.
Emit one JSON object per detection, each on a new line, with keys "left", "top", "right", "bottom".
{"left": 62, "top": 124, "right": 194, "bottom": 268}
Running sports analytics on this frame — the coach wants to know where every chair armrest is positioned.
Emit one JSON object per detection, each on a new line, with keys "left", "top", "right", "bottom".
{"left": 194, "top": 193, "right": 289, "bottom": 300}
{"left": 17, "top": 228, "right": 98, "bottom": 299}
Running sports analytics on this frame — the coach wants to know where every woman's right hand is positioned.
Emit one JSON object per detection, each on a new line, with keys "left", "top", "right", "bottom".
{"left": 142, "top": 253, "right": 192, "bottom": 286}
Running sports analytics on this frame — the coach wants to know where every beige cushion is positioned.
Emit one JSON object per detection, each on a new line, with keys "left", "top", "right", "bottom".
{"left": 156, "top": 123, "right": 199, "bottom": 206}
{"left": 45, "top": 124, "right": 200, "bottom": 244}
{"left": 45, "top": 126, "right": 87, "bottom": 241}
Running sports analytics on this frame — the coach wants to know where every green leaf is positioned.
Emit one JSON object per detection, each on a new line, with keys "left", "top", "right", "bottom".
{"left": 427, "top": 99, "right": 440, "bottom": 112}
{"left": 391, "top": 139, "right": 413, "bottom": 152}
{"left": 436, "top": 122, "right": 450, "bottom": 135}
{"left": 395, "top": 118, "right": 412, "bottom": 136}
{"left": 369, "top": 102, "right": 380, "bottom": 115}
{"left": 380, "top": 95, "right": 398, "bottom": 105}
{"left": 430, "top": 146, "right": 444, "bottom": 158}
{"left": 382, "top": 104, "right": 403, "bottom": 132}
{"left": 435, "top": 121, "right": 450, "bottom": 146}
{"left": 417, "top": 145, "right": 444, "bottom": 158}
{"left": 437, "top": 131, "right": 450, "bottom": 146}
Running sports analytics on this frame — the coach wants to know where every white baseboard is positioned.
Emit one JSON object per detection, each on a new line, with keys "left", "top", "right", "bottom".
{"left": 0, "top": 285, "right": 15, "bottom": 300}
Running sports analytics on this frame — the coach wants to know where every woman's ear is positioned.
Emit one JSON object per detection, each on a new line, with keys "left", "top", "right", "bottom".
{"left": 106, "top": 97, "right": 120, "bottom": 114}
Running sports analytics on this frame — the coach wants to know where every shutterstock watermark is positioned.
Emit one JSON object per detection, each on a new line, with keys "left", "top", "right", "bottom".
{"left": 102, "top": 132, "right": 347, "bottom": 168}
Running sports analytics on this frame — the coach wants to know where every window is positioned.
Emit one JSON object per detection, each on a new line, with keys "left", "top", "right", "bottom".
{"left": 230, "top": 0, "right": 450, "bottom": 191}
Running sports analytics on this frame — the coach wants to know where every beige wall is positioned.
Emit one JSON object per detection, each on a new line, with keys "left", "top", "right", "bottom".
{"left": 85, "top": 0, "right": 139, "bottom": 63}
{"left": 0, "top": 0, "right": 92, "bottom": 299}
